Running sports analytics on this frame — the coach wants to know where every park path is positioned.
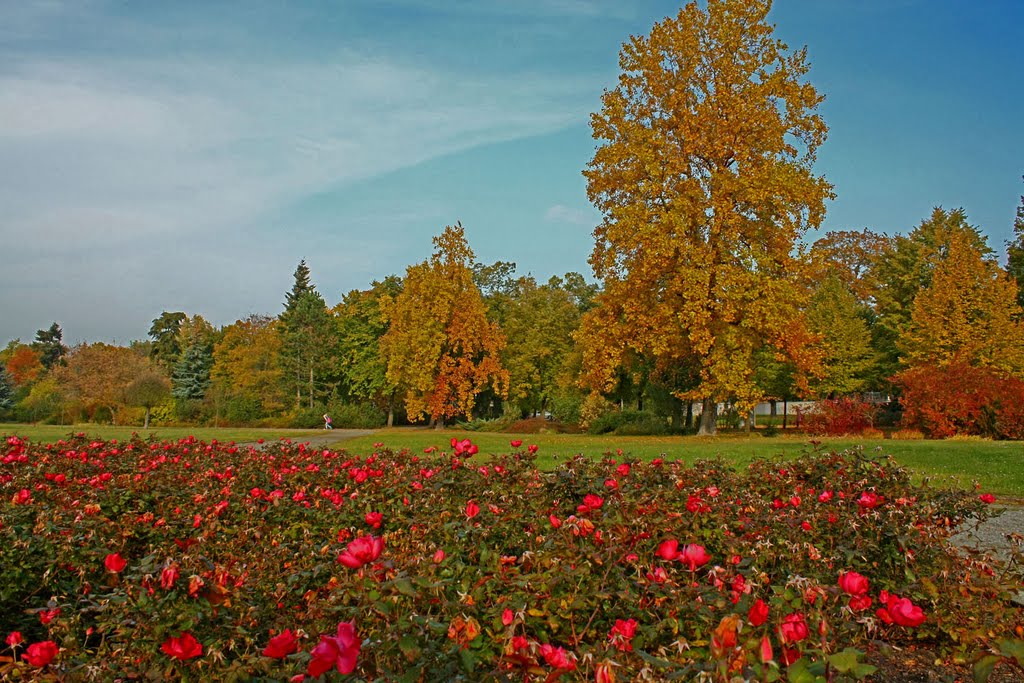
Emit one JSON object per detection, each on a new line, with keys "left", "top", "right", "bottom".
{"left": 241, "top": 429, "right": 377, "bottom": 451}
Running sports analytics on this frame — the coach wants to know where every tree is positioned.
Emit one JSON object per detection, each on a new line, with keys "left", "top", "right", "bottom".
{"left": 1007, "top": 182, "right": 1024, "bottom": 310}
{"left": 380, "top": 223, "right": 508, "bottom": 424}
{"left": 284, "top": 259, "right": 314, "bottom": 310}
{"left": 808, "top": 229, "right": 888, "bottom": 306}
{"left": 148, "top": 311, "right": 187, "bottom": 371}
{"left": 211, "top": 314, "right": 288, "bottom": 417}
{"left": 900, "top": 239, "right": 1024, "bottom": 377}
{"left": 279, "top": 262, "right": 337, "bottom": 410}
{"left": 872, "top": 207, "right": 992, "bottom": 376}
{"left": 52, "top": 343, "right": 156, "bottom": 424}
{"left": 32, "top": 322, "right": 67, "bottom": 369}
{"left": 580, "top": 0, "right": 832, "bottom": 435}
{"left": 172, "top": 343, "right": 213, "bottom": 400}
{"left": 5, "top": 345, "right": 44, "bottom": 387}
{"left": 335, "top": 277, "right": 402, "bottom": 426}
{"left": 0, "top": 367, "right": 13, "bottom": 412}
{"left": 501, "top": 275, "right": 584, "bottom": 416}
{"left": 804, "top": 274, "right": 876, "bottom": 396}
{"left": 125, "top": 372, "right": 171, "bottom": 429}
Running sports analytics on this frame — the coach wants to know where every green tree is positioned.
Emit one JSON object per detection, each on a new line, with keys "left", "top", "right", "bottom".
{"left": 148, "top": 311, "right": 187, "bottom": 371}
{"left": 52, "top": 343, "right": 156, "bottom": 424}
{"left": 580, "top": 0, "right": 832, "bottom": 435}
{"left": 125, "top": 372, "right": 171, "bottom": 429}
{"left": 279, "top": 262, "right": 337, "bottom": 410}
{"left": 502, "top": 275, "right": 585, "bottom": 417}
{"left": 380, "top": 223, "right": 508, "bottom": 424}
{"left": 172, "top": 342, "right": 213, "bottom": 400}
{"left": 335, "top": 276, "right": 403, "bottom": 426}
{"left": 0, "top": 367, "right": 13, "bottom": 412}
{"left": 805, "top": 274, "right": 876, "bottom": 397}
{"left": 1007, "top": 183, "right": 1024, "bottom": 310}
{"left": 32, "top": 322, "right": 67, "bottom": 369}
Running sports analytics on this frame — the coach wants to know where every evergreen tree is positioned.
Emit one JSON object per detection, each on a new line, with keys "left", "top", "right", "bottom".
{"left": 172, "top": 343, "right": 213, "bottom": 400}
{"left": 279, "top": 262, "right": 337, "bottom": 409}
{"left": 149, "top": 311, "right": 187, "bottom": 371}
{"left": 32, "top": 322, "right": 67, "bottom": 369}
{"left": 284, "top": 260, "right": 314, "bottom": 312}
{"left": 0, "top": 367, "right": 13, "bottom": 411}
{"left": 1007, "top": 184, "right": 1024, "bottom": 310}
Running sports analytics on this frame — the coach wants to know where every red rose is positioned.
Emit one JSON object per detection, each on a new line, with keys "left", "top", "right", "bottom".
{"left": 539, "top": 643, "right": 576, "bottom": 670}
{"left": 680, "top": 544, "right": 711, "bottom": 571}
{"left": 608, "top": 618, "right": 638, "bottom": 652}
{"left": 39, "top": 609, "right": 60, "bottom": 625}
{"left": 161, "top": 632, "right": 203, "bottom": 660}
{"left": 759, "top": 635, "right": 774, "bottom": 662}
{"left": 502, "top": 609, "right": 514, "bottom": 626}
{"left": 22, "top": 641, "right": 58, "bottom": 667}
{"left": 364, "top": 511, "right": 383, "bottom": 529}
{"left": 527, "top": 444, "right": 538, "bottom": 454}
{"left": 979, "top": 493, "right": 996, "bottom": 504}
{"left": 263, "top": 629, "right": 298, "bottom": 658}
{"left": 857, "top": 491, "right": 881, "bottom": 510}
{"left": 748, "top": 599, "right": 769, "bottom": 626}
{"left": 6, "top": 631, "right": 23, "bottom": 647}
{"left": 160, "top": 564, "right": 179, "bottom": 590}
{"left": 307, "top": 621, "right": 360, "bottom": 677}
{"left": 838, "top": 571, "right": 869, "bottom": 596}
{"left": 779, "top": 613, "right": 809, "bottom": 644}
{"left": 337, "top": 534, "right": 384, "bottom": 569}
{"left": 888, "top": 597, "right": 925, "bottom": 627}
{"left": 465, "top": 500, "right": 480, "bottom": 519}
{"left": 848, "top": 594, "right": 873, "bottom": 611}
{"left": 510, "top": 439, "right": 523, "bottom": 448}
{"left": 655, "top": 539, "right": 680, "bottom": 561}
{"left": 104, "top": 553, "right": 127, "bottom": 573}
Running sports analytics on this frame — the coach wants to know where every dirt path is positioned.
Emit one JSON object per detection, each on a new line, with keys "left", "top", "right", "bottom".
{"left": 241, "top": 429, "right": 377, "bottom": 451}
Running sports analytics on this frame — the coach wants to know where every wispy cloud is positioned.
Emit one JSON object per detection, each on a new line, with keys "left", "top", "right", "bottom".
{"left": 544, "top": 204, "right": 594, "bottom": 226}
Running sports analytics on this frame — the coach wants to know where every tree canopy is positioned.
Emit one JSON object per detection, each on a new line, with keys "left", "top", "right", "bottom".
{"left": 580, "top": 0, "right": 832, "bottom": 434}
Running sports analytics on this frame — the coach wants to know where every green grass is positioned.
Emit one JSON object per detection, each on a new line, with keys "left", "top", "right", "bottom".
{"left": 0, "top": 423, "right": 325, "bottom": 444}
{"left": 334, "top": 428, "right": 1024, "bottom": 499}
{"left": 4, "top": 423, "right": 1021, "bottom": 499}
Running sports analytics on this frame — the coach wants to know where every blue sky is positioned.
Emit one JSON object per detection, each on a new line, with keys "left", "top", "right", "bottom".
{"left": 2, "top": 0, "right": 1022, "bottom": 345}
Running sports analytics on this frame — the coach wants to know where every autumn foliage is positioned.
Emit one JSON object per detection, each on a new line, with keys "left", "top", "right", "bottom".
{"left": 894, "top": 360, "right": 1024, "bottom": 439}
{"left": 802, "top": 396, "right": 878, "bottom": 436}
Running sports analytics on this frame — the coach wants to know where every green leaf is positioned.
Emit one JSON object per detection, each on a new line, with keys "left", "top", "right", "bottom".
{"left": 828, "top": 647, "right": 863, "bottom": 674}
{"left": 973, "top": 654, "right": 1000, "bottom": 683}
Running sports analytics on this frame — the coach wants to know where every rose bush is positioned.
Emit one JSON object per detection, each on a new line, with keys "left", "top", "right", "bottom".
{"left": 0, "top": 433, "right": 1021, "bottom": 681}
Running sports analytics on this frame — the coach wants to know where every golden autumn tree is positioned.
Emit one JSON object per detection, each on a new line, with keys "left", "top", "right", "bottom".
{"left": 380, "top": 223, "right": 508, "bottom": 424}
{"left": 900, "top": 239, "right": 1024, "bottom": 377}
{"left": 580, "top": 0, "right": 832, "bottom": 434}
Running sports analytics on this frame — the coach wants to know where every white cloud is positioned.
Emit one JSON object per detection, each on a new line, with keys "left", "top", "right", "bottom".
{"left": 544, "top": 204, "right": 594, "bottom": 225}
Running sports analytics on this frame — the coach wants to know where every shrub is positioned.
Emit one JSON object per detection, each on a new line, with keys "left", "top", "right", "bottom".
{"left": 548, "top": 392, "right": 583, "bottom": 425}
{"left": 861, "top": 427, "right": 885, "bottom": 439}
{"left": 224, "top": 394, "right": 263, "bottom": 424}
{"left": 890, "top": 429, "right": 925, "bottom": 440}
{"left": 329, "top": 403, "right": 387, "bottom": 429}
{"left": 587, "top": 409, "right": 670, "bottom": 436}
{"left": 0, "top": 435, "right": 1019, "bottom": 681}
{"left": 803, "top": 397, "right": 877, "bottom": 436}
{"left": 894, "top": 361, "right": 1024, "bottom": 440}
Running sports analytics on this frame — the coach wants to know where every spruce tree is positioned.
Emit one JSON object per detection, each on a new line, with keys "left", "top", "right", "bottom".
{"left": 1007, "top": 186, "right": 1024, "bottom": 309}
{"left": 0, "top": 367, "right": 13, "bottom": 411}
{"left": 284, "top": 260, "right": 314, "bottom": 312}
{"left": 172, "top": 343, "right": 213, "bottom": 400}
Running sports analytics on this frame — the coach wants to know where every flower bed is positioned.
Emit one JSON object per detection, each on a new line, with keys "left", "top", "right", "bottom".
{"left": 1, "top": 434, "right": 1021, "bottom": 681}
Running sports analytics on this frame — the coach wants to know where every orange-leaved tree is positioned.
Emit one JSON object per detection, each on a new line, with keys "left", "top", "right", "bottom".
{"left": 579, "top": 0, "right": 832, "bottom": 434}
{"left": 380, "top": 223, "right": 508, "bottom": 425}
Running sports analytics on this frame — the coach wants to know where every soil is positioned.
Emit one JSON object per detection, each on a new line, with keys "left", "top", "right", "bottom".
{"left": 864, "top": 642, "right": 1024, "bottom": 682}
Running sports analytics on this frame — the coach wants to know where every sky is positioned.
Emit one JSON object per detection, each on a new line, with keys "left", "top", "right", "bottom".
{"left": 1, "top": 0, "right": 1022, "bottom": 346}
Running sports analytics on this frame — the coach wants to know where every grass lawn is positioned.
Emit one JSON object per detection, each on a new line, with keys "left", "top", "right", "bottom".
{"left": 335, "top": 428, "right": 1024, "bottom": 499}
{"left": 0, "top": 423, "right": 325, "bottom": 445}
{"left": 3, "top": 423, "right": 1021, "bottom": 499}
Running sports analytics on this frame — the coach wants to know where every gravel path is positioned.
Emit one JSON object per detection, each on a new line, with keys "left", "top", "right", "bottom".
{"left": 952, "top": 505, "right": 1024, "bottom": 604}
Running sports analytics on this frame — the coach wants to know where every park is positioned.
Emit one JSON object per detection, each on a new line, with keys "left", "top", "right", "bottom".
{"left": 2, "top": 0, "right": 1024, "bottom": 681}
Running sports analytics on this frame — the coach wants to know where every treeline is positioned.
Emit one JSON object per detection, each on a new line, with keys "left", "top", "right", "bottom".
{"left": 2, "top": 205, "right": 1023, "bottom": 438}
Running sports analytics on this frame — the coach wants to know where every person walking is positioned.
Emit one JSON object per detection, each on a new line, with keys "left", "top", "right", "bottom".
{"left": 323, "top": 414, "right": 333, "bottom": 430}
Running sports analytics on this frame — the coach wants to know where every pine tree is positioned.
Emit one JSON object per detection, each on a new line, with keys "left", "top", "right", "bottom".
{"left": 32, "top": 322, "right": 67, "bottom": 369}
{"left": 172, "top": 343, "right": 213, "bottom": 400}
{"left": 1007, "top": 185, "right": 1024, "bottom": 310}
{"left": 279, "top": 261, "right": 337, "bottom": 409}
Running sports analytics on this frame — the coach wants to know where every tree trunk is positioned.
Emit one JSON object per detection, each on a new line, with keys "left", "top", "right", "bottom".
{"left": 745, "top": 409, "right": 755, "bottom": 432}
{"left": 697, "top": 398, "right": 717, "bottom": 436}
{"left": 434, "top": 417, "right": 445, "bottom": 430}
{"left": 783, "top": 398, "right": 788, "bottom": 429}
{"left": 144, "top": 407, "right": 151, "bottom": 430}
{"left": 685, "top": 402, "right": 694, "bottom": 430}
{"left": 309, "top": 368, "right": 314, "bottom": 410}
{"left": 770, "top": 400, "right": 777, "bottom": 420}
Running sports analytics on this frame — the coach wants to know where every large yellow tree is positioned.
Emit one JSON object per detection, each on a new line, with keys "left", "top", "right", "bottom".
{"left": 380, "top": 224, "right": 508, "bottom": 424}
{"left": 901, "top": 239, "right": 1024, "bottom": 377}
{"left": 580, "top": 0, "right": 832, "bottom": 434}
